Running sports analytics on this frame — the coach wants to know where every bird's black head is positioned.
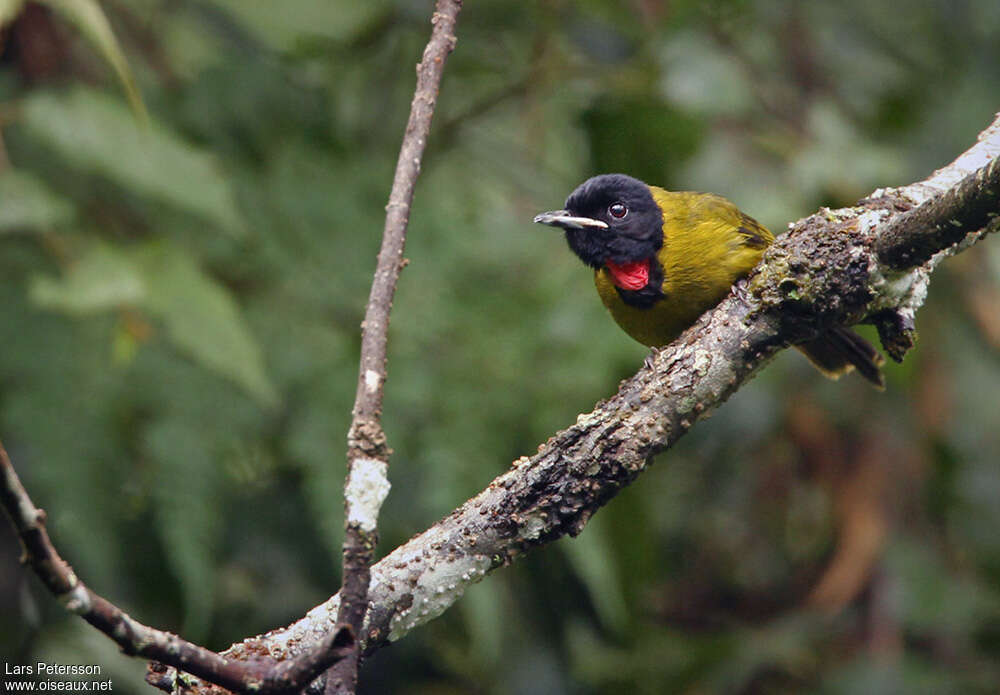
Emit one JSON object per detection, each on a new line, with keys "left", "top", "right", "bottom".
{"left": 534, "top": 174, "right": 664, "bottom": 269}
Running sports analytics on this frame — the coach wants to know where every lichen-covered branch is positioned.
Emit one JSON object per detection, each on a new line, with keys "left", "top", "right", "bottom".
{"left": 332, "top": 2, "right": 463, "bottom": 693}
{"left": 875, "top": 152, "right": 1000, "bottom": 270}
{"left": 152, "top": 114, "right": 999, "bottom": 690}
{"left": 0, "top": 441, "right": 355, "bottom": 695}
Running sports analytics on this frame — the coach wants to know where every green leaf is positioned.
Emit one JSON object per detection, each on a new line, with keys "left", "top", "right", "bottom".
{"left": 133, "top": 242, "right": 278, "bottom": 406}
{"left": 0, "top": 0, "right": 24, "bottom": 28}
{"left": 145, "top": 417, "right": 221, "bottom": 640}
{"left": 41, "top": 0, "right": 146, "bottom": 118}
{"left": 20, "top": 88, "right": 243, "bottom": 236}
{"left": 0, "top": 170, "right": 75, "bottom": 233}
{"left": 29, "top": 242, "right": 145, "bottom": 313}
{"left": 30, "top": 239, "right": 276, "bottom": 405}
{"left": 203, "top": 0, "right": 385, "bottom": 51}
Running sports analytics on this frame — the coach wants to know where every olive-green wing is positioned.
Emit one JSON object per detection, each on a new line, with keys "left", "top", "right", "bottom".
{"left": 688, "top": 193, "right": 774, "bottom": 249}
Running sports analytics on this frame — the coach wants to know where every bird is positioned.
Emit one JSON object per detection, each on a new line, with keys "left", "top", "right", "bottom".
{"left": 534, "top": 173, "right": 884, "bottom": 387}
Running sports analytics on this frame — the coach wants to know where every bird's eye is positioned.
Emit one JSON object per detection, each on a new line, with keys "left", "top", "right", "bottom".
{"left": 608, "top": 203, "right": 628, "bottom": 219}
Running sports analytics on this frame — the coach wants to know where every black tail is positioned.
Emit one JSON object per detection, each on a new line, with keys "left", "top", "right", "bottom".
{"left": 797, "top": 325, "right": 885, "bottom": 389}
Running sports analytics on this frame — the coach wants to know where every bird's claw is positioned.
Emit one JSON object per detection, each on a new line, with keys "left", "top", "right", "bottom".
{"left": 644, "top": 346, "right": 663, "bottom": 370}
{"left": 733, "top": 278, "right": 752, "bottom": 303}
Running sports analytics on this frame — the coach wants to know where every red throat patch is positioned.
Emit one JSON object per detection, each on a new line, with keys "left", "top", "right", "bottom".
{"left": 605, "top": 259, "right": 649, "bottom": 291}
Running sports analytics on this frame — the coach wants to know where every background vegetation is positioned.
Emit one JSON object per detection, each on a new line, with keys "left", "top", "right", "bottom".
{"left": 2, "top": 0, "right": 999, "bottom": 693}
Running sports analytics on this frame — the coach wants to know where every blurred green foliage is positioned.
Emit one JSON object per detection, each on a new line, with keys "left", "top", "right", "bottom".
{"left": 1, "top": 1, "right": 1000, "bottom": 693}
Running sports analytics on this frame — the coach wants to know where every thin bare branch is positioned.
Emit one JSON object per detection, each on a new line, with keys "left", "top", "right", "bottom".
{"left": 0, "top": 440, "right": 355, "bottom": 695}
{"left": 331, "top": 1, "right": 463, "bottom": 693}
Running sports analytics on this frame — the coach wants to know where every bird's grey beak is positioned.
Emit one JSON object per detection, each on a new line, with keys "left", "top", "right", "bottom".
{"left": 533, "top": 210, "right": 608, "bottom": 230}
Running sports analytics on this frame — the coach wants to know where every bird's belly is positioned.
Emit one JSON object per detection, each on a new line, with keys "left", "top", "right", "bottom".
{"left": 594, "top": 270, "right": 706, "bottom": 347}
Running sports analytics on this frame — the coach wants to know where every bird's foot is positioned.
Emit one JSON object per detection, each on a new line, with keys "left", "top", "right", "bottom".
{"left": 644, "top": 346, "right": 663, "bottom": 370}
{"left": 733, "top": 278, "right": 752, "bottom": 304}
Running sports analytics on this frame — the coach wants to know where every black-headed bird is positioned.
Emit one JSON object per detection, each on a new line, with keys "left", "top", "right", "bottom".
{"left": 534, "top": 174, "right": 883, "bottom": 386}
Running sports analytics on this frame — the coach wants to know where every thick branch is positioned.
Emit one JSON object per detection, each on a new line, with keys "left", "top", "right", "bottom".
{"left": 875, "top": 152, "right": 1000, "bottom": 269}
{"left": 156, "top": 114, "right": 1000, "bottom": 687}
{"left": 0, "top": 441, "right": 355, "bottom": 695}
{"left": 333, "top": 2, "right": 462, "bottom": 693}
